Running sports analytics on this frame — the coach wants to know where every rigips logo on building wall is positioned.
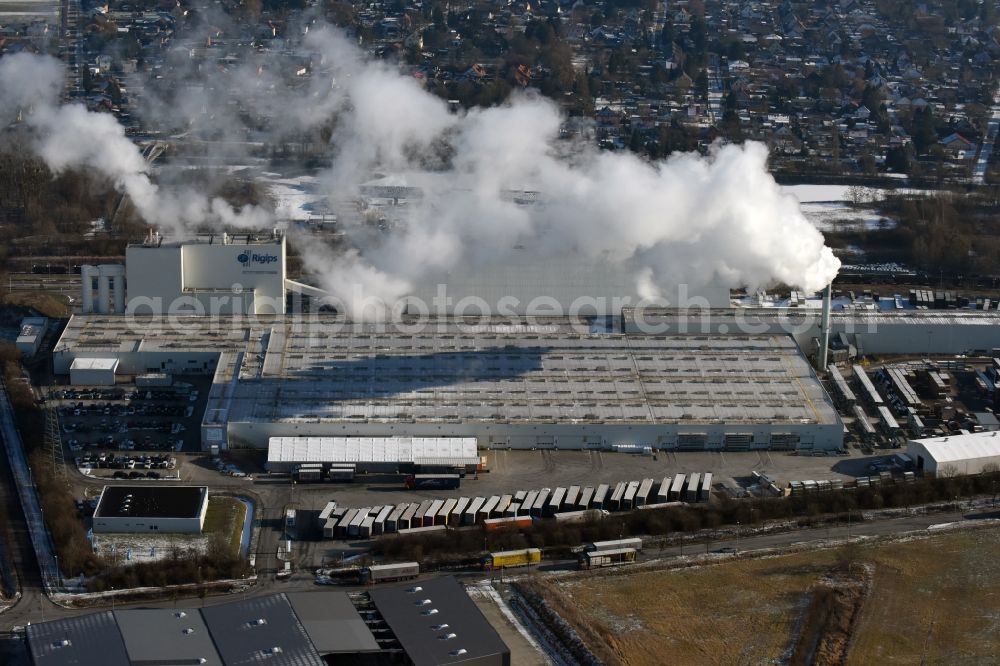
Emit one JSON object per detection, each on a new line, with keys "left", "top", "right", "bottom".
{"left": 237, "top": 252, "right": 279, "bottom": 267}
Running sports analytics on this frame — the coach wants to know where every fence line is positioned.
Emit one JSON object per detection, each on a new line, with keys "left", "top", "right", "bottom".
{"left": 0, "top": 377, "right": 61, "bottom": 593}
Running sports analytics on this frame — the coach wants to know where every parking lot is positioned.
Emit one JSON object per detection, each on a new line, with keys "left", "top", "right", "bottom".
{"left": 74, "top": 451, "right": 176, "bottom": 480}
{"left": 50, "top": 379, "right": 213, "bottom": 482}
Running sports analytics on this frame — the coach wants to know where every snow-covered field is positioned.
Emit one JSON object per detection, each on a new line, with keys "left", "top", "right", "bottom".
{"left": 91, "top": 533, "right": 210, "bottom": 565}
{"left": 262, "top": 173, "right": 325, "bottom": 221}
{"left": 798, "top": 202, "right": 894, "bottom": 232}
{"left": 781, "top": 184, "right": 900, "bottom": 232}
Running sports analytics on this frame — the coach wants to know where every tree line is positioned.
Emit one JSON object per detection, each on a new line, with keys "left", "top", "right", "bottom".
{"left": 1, "top": 344, "right": 249, "bottom": 588}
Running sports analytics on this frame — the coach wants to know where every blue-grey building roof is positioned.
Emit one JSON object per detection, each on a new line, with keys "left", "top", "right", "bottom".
{"left": 286, "top": 591, "right": 380, "bottom": 653}
{"left": 200, "top": 594, "right": 324, "bottom": 666}
{"left": 370, "top": 576, "right": 510, "bottom": 666}
{"left": 26, "top": 611, "right": 130, "bottom": 666}
{"left": 114, "top": 609, "right": 223, "bottom": 666}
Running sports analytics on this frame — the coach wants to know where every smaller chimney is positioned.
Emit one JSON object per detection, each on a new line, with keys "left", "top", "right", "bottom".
{"left": 819, "top": 283, "right": 832, "bottom": 369}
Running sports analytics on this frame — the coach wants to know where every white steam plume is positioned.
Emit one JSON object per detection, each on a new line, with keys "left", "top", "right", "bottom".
{"left": 298, "top": 28, "right": 840, "bottom": 310}
{"left": 0, "top": 53, "right": 272, "bottom": 237}
{"left": 0, "top": 29, "right": 840, "bottom": 317}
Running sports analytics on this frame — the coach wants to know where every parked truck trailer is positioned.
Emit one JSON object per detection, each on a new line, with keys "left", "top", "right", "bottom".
{"left": 580, "top": 547, "right": 637, "bottom": 569}
{"left": 359, "top": 562, "right": 420, "bottom": 584}
{"left": 587, "top": 537, "right": 643, "bottom": 552}
{"left": 404, "top": 474, "right": 461, "bottom": 490}
{"left": 482, "top": 547, "right": 542, "bottom": 570}
{"left": 552, "top": 509, "right": 609, "bottom": 524}
{"left": 483, "top": 515, "right": 534, "bottom": 531}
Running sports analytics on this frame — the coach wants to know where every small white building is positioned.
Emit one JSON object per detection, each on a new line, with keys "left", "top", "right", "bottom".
{"left": 69, "top": 357, "right": 119, "bottom": 385}
{"left": 907, "top": 431, "right": 1000, "bottom": 476}
{"left": 15, "top": 317, "right": 47, "bottom": 358}
{"left": 93, "top": 485, "right": 209, "bottom": 534}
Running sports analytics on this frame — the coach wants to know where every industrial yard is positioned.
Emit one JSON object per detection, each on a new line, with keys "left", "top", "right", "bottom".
{"left": 539, "top": 522, "right": 1000, "bottom": 666}
{"left": 55, "top": 313, "right": 844, "bottom": 451}
{"left": 90, "top": 495, "right": 247, "bottom": 566}
{"left": 6, "top": 5, "right": 1000, "bottom": 662}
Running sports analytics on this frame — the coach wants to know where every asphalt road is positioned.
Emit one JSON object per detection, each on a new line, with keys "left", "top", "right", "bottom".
{"left": 647, "top": 507, "right": 999, "bottom": 560}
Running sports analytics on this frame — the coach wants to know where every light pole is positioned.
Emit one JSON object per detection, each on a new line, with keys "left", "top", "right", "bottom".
{"left": 736, "top": 520, "right": 740, "bottom": 552}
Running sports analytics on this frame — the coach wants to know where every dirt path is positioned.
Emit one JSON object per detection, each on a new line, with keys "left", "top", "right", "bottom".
{"left": 788, "top": 560, "right": 873, "bottom": 666}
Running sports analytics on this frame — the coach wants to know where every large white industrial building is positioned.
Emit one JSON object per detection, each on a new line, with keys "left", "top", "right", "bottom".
{"left": 54, "top": 314, "right": 844, "bottom": 451}
{"left": 907, "top": 432, "right": 1000, "bottom": 476}
{"left": 266, "top": 436, "right": 480, "bottom": 473}
{"left": 50, "top": 233, "right": 1000, "bottom": 457}
{"left": 125, "top": 232, "right": 288, "bottom": 315}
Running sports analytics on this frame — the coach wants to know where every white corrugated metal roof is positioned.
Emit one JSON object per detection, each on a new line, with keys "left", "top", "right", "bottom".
{"left": 268, "top": 436, "right": 479, "bottom": 465}
{"left": 909, "top": 431, "right": 1000, "bottom": 463}
{"left": 70, "top": 357, "right": 119, "bottom": 371}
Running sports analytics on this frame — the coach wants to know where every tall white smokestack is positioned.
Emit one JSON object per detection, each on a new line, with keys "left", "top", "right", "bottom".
{"left": 80, "top": 265, "right": 96, "bottom": 313}
{"left": 819, "top": 283, "right": 832, "bottom": 370}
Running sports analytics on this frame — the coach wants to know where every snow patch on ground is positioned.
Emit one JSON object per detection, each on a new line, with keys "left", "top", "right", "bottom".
{"left": 91, "top": 533, "right": 209, "bottom": 565}
{"left": 466, "top": 581, "right": 549, "bottom": 655}
{"left": 261, "top": 174, "right": 325, "bottom": 221}
{"left": 799, "top": 202, "right": 895, "bottom": 232}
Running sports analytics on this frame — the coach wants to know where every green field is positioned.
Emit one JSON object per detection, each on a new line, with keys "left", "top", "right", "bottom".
{"left": 203, "top": 497, "right": 247, "bottom": 556}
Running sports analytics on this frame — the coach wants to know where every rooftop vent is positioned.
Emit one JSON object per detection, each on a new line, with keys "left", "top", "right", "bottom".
{"left": 450, "top": 649, "right": 468, "bottom": 656}
{"left": 416, "top": 599, "right": 432, "bottom": 606}
{"left": 408, "top": 586, "right": 423, "bottom": 593}
{"left": 51, "top": 640, "right": 72, "bottom": 648}
{"left": 248, "top": 618, "right": 268, "bottom": 627}
{"left": 431, "top": 624, "right": 449, "bottom": 631}
{"left": 439, "top": 633, "right": 457, "bottom": 640}
{"left": 183, "top": 628, "right": 195, "bottom": 635}
{"left": 175, "top": 611, "right": 187, "bottom": 618}
{"left": 422, "top": 609, "right": 439, "bottom": 616}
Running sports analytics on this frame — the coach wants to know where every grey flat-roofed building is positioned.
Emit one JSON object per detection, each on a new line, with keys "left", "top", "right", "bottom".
{"left": 201, "top": 593, "right": 324, "bottom": 666}
{"left": 54, "top": 315, "right": 844, "bottom": 451}
{"left": 370, "top": 575, "right": 510, "bottom": 666}
{"left": 93, "top": 485, "right": 209, "bottom": 534}
{"left": 113, "top": 609, "right": 223, "bottom": 666}
{"left": 26, "top": 611, "right": 130, "bottom": 666}
{"left": 622, "top": 306, "right": 1000, "bottom": 356}
{"left": 286, "top": 591, "right": 380, "bottom": 653}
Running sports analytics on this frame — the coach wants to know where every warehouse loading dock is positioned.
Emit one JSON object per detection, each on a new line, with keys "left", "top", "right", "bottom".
{"left": 266, "top": 436, "right": 480, "bottom": 473}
